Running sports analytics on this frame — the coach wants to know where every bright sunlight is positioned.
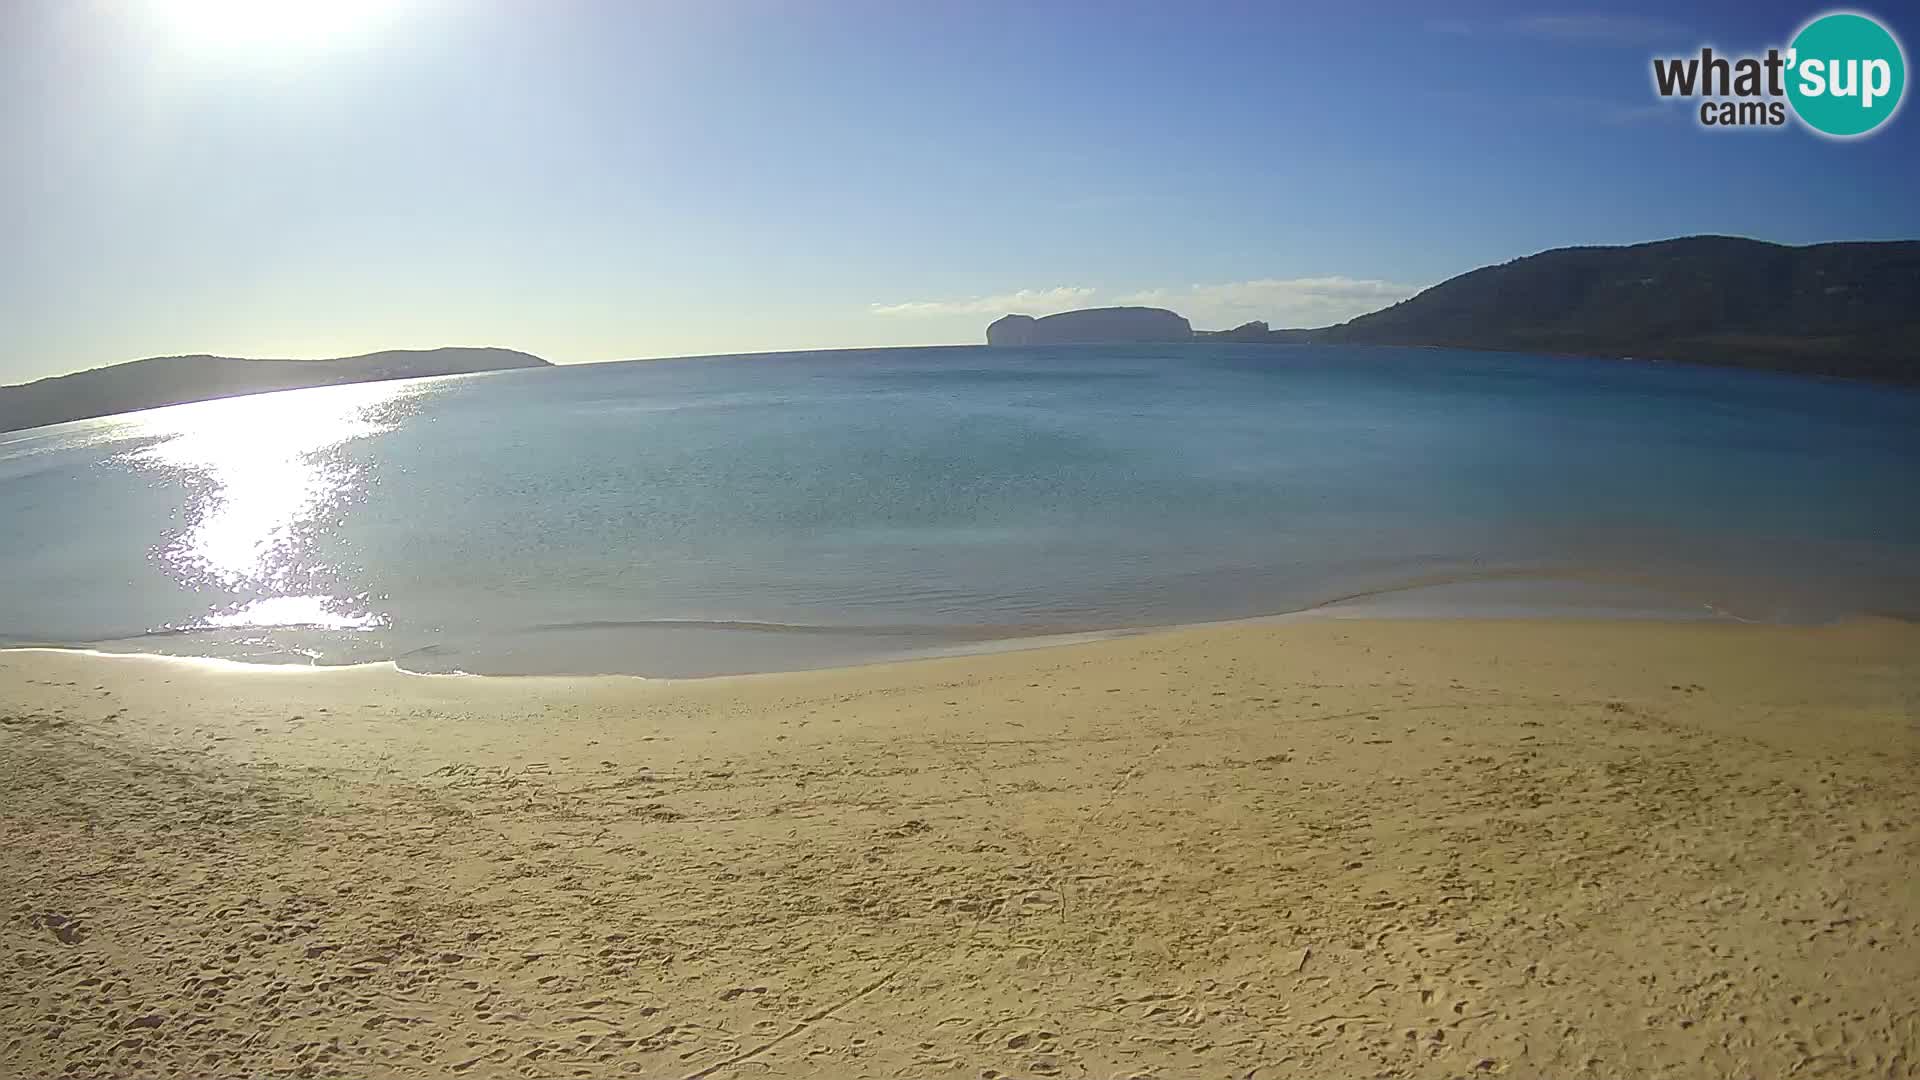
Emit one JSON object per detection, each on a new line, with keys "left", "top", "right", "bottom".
{"left": 147, "top": 0, "right": 397, "bottom": 51}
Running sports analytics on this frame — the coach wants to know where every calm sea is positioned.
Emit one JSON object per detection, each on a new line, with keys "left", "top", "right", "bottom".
{"left": 2, "top": 344, "right": 1917, "bottom": 675}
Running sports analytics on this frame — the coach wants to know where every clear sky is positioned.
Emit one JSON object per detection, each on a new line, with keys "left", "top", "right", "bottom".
{"left": 4, "top": 0, "right": 1916, "bottom": 382}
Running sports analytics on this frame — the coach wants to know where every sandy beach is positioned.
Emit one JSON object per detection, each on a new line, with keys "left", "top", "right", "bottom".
{"left": 3, "top": 618, "right": 1917, "bottom": 1079}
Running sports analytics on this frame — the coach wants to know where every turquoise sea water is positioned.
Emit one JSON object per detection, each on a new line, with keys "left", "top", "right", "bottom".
{"left": 2, "top": 344, "right": 1917, "bottom": 675}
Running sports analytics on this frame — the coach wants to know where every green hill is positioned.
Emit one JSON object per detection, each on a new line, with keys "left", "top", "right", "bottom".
{"left": 0, "top": 347, "right": 551, "bottom": 434}
{"left": 1319, "top": 236, "right": 1920, "bottom": 382}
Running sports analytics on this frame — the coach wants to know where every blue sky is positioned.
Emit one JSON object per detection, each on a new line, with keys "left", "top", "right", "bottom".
{"left": 3, "top": 0, "right": 1916, "bottom": 381}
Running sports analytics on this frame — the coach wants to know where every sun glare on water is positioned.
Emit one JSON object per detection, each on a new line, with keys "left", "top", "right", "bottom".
{"left": 111, "top": 381, "right": 416, "bottom": 633}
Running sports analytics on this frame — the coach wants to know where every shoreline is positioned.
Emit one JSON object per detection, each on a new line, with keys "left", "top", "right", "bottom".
{"left": 0, "top": 602, "right": 1818, "bottom": 681}
{"left": 0, "top": 571, "right": 1799, "bottom": 681}
{"left": 5, "top": 617, "right": 1918, "bottom": 1077}
{"left": 10, "top": 330, "right": 1920, "bottom": 442}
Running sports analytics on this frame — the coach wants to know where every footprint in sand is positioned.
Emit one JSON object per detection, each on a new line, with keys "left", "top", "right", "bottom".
{"left": 34, "top": 913, "right": 85, "bottom": 945}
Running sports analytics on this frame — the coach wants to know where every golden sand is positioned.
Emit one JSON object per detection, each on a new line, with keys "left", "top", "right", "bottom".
{"left": 4, "top": 619, "right": 1917, "bottom": 1078}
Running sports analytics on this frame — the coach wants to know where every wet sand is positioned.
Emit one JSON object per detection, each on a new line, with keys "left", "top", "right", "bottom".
{"left": 3, "top": 618, "right": 1917, "bottom": 1078}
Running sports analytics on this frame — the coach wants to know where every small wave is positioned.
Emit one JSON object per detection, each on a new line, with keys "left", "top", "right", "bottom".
{"left": 518, "top": 618, "right": 1007, "bottom": 639}
{"left": 1293, "top": 563, "right": 1649, "bottom": 612}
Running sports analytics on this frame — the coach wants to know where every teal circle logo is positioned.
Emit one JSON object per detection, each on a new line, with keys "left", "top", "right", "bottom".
{"left": 1787, "top": 12, "right": 1906, "bottom": 137}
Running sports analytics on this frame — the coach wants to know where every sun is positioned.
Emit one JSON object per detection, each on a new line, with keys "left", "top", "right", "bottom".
{"left": 149, "top": 0, "right": 396, "bottom": 50}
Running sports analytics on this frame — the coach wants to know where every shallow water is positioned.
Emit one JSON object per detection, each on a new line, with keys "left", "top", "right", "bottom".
{"left": 2, "top": 344, "right": 1916, "bottom": 674}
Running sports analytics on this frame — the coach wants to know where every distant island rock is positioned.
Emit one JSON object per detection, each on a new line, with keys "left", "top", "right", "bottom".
{"left": 1196, "top": 320, "right": 1316, "bottom": 344}
{"left": 0, "top": 347, "right": 552, "bottom": 433}
{"left": 987, "top": 306, "right": 1192, "bottom": 346}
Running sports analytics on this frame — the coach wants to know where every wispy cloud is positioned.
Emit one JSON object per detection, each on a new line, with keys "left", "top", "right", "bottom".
{"left": 1429, "top": 13, "right": 1689, "bottom": 45}
{"left": 1113, "top": 277, "right": 1421, "bottom": 329}
{"left": 1518, "top": 94, "right": 1692, "bottom": 125}
{"left": 871, "top": 277, "right": 1421, "bottom": 329}
{"left": 1425, "top": 88, "right": 1689, "bottom": 127}
{"left": 869, "top": 287, "right": 1096, "bottom": 317}
{"left": 1596, "top": 100, "right": 1690, "bottom": 125}
{"left": 1510, "top": 14, "right": 1689, "bottom": 43}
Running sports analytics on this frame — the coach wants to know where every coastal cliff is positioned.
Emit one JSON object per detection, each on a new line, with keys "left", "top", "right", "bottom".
{"left": 1317, "top": 237, "right": 1920, "bottom": 381}
{"left": 986, "top": 239, "right": 1916, "bottom": 383}
{"left": 0, "top": 347, "right": 553, "bottom": 433}
{"left": 987, "top": 307, "right": 1192, "bottom": 346}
